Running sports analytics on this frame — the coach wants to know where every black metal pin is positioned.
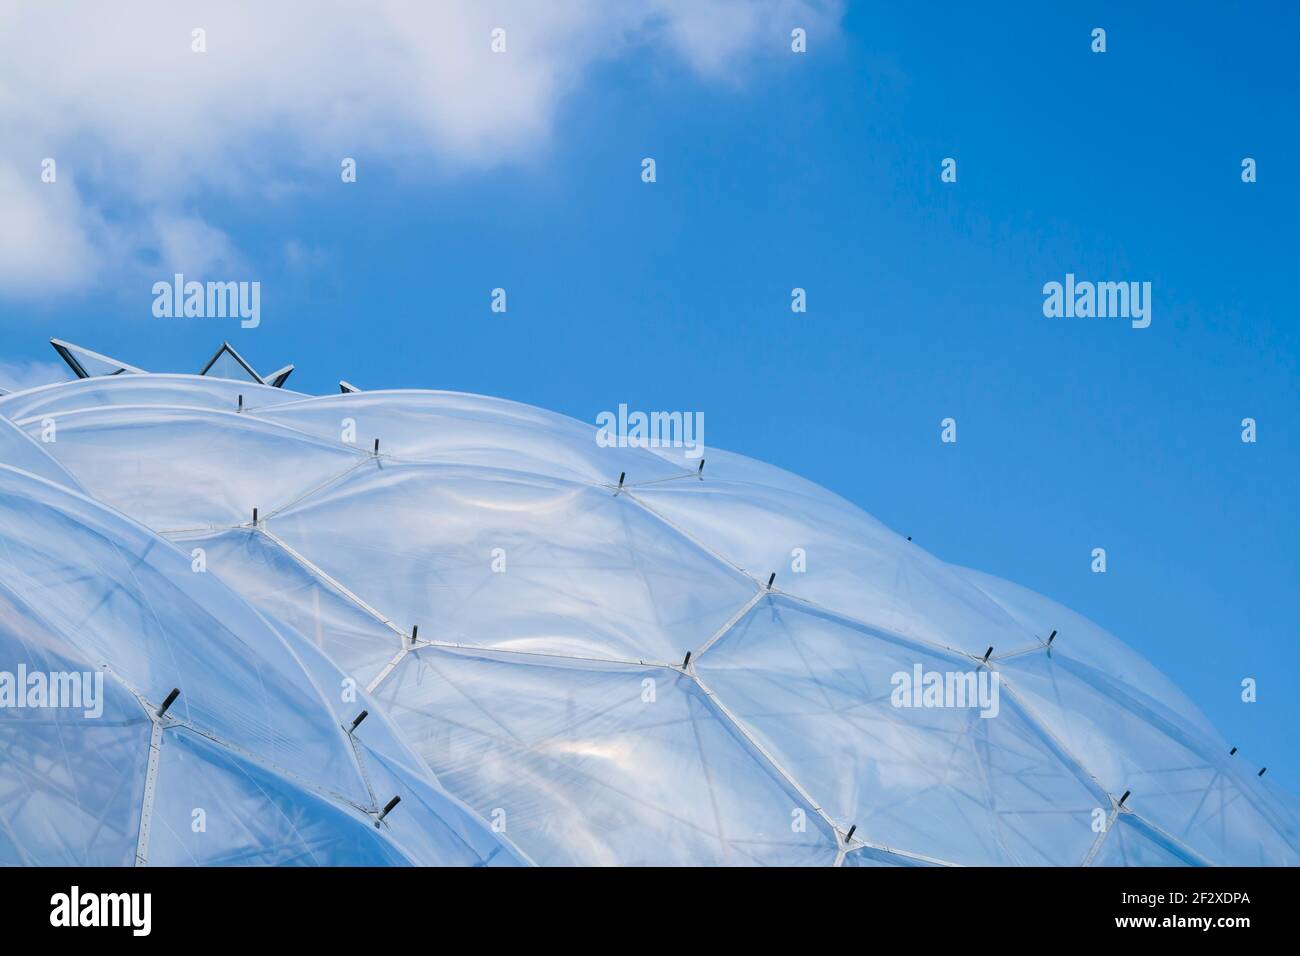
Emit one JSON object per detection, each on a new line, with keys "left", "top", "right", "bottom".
{"left": 617, "top": 472, "right": 625, "bottom": 490}
{"left": 1259, "top": 767, "right": 1268, "bottom": 777}
{"left": 377, "top": 795, "right": 401, "bottom": 823}
{"left": 682, "top": 651, "right": 692, "bottom": 670}
{"left": 252, "top": 507, "right": 258, "bottom": 525}
{"left": 373, "top": 438, "right": 379, "bottom": 455}
{"left": 697, "top": 459, "right": 705, "bottom": 478}
{"left": 1047, "top": 630, "right": 1057, "bottom": 646}
{"left": 1118, "top": 790, "right": 1131, "bottom": 807}
{"left": 237, "top": 394, "right": 243, "bottom": 413}
{"left": 845, "top": 824, "right": 857, "bottom": 842}
{"left": 157, "top": 687, "right": 180, "bottom": 719}
{"left": 411, "top": 624, "right": 419, "bottom": 645}
{"left": 1229, "top": 746, "right": 1238, "bottom": 756}
{"left": 348, "top": 710, "right": 369, "bottom": 734}
{"left": 982, "top": 646, "right": 993, "bottom": 663}
{"left": 766, "top": 572, "right": 776, "bottom": 590}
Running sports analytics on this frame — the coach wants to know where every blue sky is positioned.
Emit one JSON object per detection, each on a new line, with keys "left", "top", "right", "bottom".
{"left": 2, "top": 2, "right": 1297, "bottom": 791}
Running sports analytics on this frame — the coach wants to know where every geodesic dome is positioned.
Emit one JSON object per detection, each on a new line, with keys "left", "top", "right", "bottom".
{"left": 1, "top": 351, "right": 1297, "bottom": 867}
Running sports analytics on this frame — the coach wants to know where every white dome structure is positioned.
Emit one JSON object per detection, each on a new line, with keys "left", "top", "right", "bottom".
{"left": 0, "top": 341, "right": 1295, "bottom": 866}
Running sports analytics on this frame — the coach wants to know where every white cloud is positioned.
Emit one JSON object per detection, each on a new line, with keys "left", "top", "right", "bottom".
{"left": 0, "top": 357, "right": 72, "bottom": 393}
{"left": 0, "top": 162, "right": 104, "bottom": 292}
{"left": 151, "top": 215, "right": 245, "bottom": 279}
{"left": 0, "top": 1, "right": 841, "bottom": 299}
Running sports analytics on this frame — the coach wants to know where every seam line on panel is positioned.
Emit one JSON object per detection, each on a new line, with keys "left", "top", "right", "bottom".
{"left": 619, "top": 489, "right": 762, "bottom": 582}
{"left": 692, "top": 589, "right": 766, "bottom": 662}
{"left": 133, "top": 720, "right": 164, "bottom": 867}
{"left": 110, "top": 668, "right": 376, "bottom": 818}
{"left": 262, "top": 456, "right": 374, "bottom": 519}
{"left": 258, "top": 527, "right": 403, "bottom": 635}
{"left": 1080, "top": 806, "right": 1121, "bottom": 866}
{"left": 691, "top": 671, "right": 956, "bottom": 868}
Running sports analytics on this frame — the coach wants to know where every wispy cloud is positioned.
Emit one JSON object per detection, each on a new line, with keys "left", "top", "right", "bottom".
{"left": 0, "top": 358, "right": 72, "bottom": 393}
{"left": 0, "top": 1, "right": 842, "bottom": 300}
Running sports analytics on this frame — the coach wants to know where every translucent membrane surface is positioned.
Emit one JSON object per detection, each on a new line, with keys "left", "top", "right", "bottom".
{"left": 0, "top": 586, "right": 148, "bottom": 866}
{"left": 1088, "top": 814, "right": 1204, "bottom": 867}
{"left": 146, "top": 728, "right": 407, "bottom": 867}
{"left": 632, "top": 449, "right": 1038, "bottom": 659}
{"left": 0, "top": 462, "right": 519, "bottom": 866}
{"left": 1, "top": 375, "right": 1294, "bottom": 866}
{"left": 0, "top": 373, "right": 301, "bottom": 420}
{"left": 0, "top": 415, "right": 83, "bottom": 491}
{"left": 696, "top": 596, "right": 1105, "bottom": 866}
{"left": 19, "top": 406, "right": 363, "bottom": 530}
{"left": 371, "top": 646, "right": 840, "bottom": 865}
{"left": 258, "top": 391, "right": 691, "bottom": 486}
{"left": 168, "top": 528, "right": 401, "bottom": 687}
{"left": 270, "top": 461, "right": 756, "bottom": 664}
